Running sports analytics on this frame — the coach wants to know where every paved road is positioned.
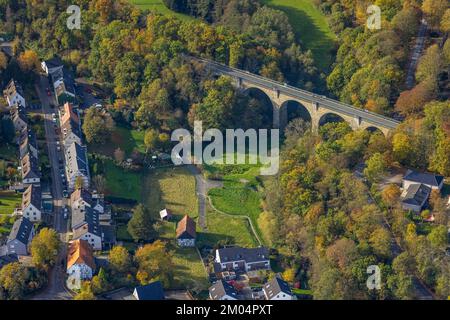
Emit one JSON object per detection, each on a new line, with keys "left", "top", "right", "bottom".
{"left": 189, "top": 56, "right": 400, "bottom": 130}
{"left": 29, "top": 76, "right": 72, "bottom": 300}
{"left": 405, "top": 19, "right": 428, "bottom": 89}
{"left": 185, "top": 165, "right": 222, "bottom": 230}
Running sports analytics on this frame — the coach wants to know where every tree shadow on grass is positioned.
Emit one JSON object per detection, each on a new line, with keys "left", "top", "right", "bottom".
{"left": 264, "top": 2, "right": 337, "bottom": 71}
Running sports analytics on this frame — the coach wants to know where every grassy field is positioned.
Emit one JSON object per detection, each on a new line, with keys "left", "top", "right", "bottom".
{"left": 198, "top": 207, "right": 258, "bottom": 248}
{"left": 172, "top": 247, "right": 209, "bottom": 290}
{"left": 104, "top": 160, "right": 143, "bottom": 202}
{"left": 143, "top": 167, "right": 199, "bottom": 239}
{"left": 206, "top": 163, "right": 264, "bottom": 244}
{"left": 261, "top": 0, "right": 336, "bottom": 70}
{"left": 0, "top": 191, "right": 22, "bottom": 215}
{"left": 128, "top": 0, "right": 193, "bottom": 21}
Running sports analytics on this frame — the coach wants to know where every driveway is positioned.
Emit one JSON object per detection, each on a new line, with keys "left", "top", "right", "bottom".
{"left": 185, "top": 165, "right": 223, "bottom": 230}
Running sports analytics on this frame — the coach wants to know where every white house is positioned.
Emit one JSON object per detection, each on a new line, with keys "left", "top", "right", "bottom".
{"left": 41, "top": 57, "right": 64, "bottom": 76}
{"left": 209, "top": 280, "right": 238, "bottom": 300}
{"left": 19, "top": 128, "right": 38, "bottom": 160}
{"left": 10, "top": 106, "right": 28, "bottom": 133}
{"left": 401, "top": 183, "right": 431, "bottom": 213}
{"left": 215, "top": 246, "right": 271, "bottom": 272}
{"left": 403, "top": 170, "right": 445, "bottom": 192}
{"left": 65, "top": 142, "right": 90, "bottom": 191}
{"left": 21, "top": 184, "right": 42, "bottom": 222}
{"left": 3, "top": 79, "right": 26, "bottom": 108}
{"left": 66, "top": 239, "right": 96, "bottom": 290}
{"left": 71, "top": 206, "right": 102, "bottom": 250}
{"left": 263, "top": 277, "right": 295, "bottom": 300}
{"left": 21, "top": 153, "right": 41, "bottom": 186}
{"left": 6, "top": 218, "right": 35, "bottom": 256}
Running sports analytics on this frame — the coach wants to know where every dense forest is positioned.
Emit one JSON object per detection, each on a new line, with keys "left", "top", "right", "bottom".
{"left": 0, "top": 0, "right": 449, "bottom": 300}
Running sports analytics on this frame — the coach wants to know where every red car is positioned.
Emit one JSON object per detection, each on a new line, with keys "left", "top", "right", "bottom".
{"left": 46, "top": 87, "right": 51, "bottom": 96}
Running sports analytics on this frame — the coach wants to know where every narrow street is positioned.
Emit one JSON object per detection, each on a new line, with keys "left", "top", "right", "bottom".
{"left": 29, "top": 76, "right": 72, "bottom": 300}
{"left": 405, "top": 19, "right": 428, "bottom": 89}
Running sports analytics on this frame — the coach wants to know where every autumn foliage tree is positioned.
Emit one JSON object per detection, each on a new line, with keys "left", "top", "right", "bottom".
{"left": 134, "top": 240, "right": 174, "bottom": 287}
{"left": 395, "top": 81, "right": 435, "bottom": 117}
{"left": 30, "top": 228, "right": 61, "bottom": 269}
{"left": 17, "top": 50, "right": 40, "bottom": 72}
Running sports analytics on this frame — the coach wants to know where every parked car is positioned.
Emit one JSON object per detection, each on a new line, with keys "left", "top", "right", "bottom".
{"left": 62, "top": 190, "right": 69, "bottom": 198}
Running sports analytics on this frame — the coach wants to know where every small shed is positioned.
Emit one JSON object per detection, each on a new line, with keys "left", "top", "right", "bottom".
{"left": 159, "top": 208, "right": 173, "bottom": 221}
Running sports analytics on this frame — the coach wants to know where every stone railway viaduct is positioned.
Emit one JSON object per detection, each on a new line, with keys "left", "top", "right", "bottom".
{"left": 191, "top": 56, "right": 400, "bottom": 136}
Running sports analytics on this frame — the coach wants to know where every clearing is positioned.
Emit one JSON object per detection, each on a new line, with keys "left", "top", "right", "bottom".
{"left": 128, "top": 0, "right": 193, "bottom": 21}
{"left": 261, "top": 0, "right": 336, "bottom": 70}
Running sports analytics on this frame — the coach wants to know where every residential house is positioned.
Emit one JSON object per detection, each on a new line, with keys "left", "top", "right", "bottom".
{"left": 263, "top": 277, "right": 295, "bottom": 300}
{"left": 61, "top": 106, "right": 82, "bottom": 149}
{"left": 65, "top": 142, "right": 90, "bottom": 191}
{"left": 92, "top": 193, "right": 105, "bottom": 214}
{"left": 3, "top": 79, "right": 26, "bottom": 108}
{"left": 20, "top": 153, "right": 41, "bottom": 185}
{"left": 0, "top": 246, "right": 18, "bottom": 268}
{"left": 176, "top": 215, "right": 196, "bottom": 247}
{"left": 403, "top": 170, "right": 445, "bottom": 192}
{"left": 52, "top": 67, "right": 76, "bottom": 104}
{"left": 6, "top": 217, "right": 35, "bottom": 256}
{"left": 215, "top": 246, "right": 270, "bottom": 273}
{"left": 21, "top": 184, "right": 42, "bottom": 222}
{"left": 71, "top": 205, "right": 102, "bottom": 250}
{"left": 209, "top": 280, "right": 238, "bottom": 300}
{"left": 70, "top": 188, "right": 104, "bottom": 214}
{"left": 133, "top": 281, "right": 165, "bottom": 300}
{"left": 401, "top": 183, "right": 431, "bottom": 213}
{"left": 19, "top": 128, "right": 38, "bottom": 160}
{"left": 66, "top": 239, "right": 96, "bottom": 290}
{"left": 41, "top": 57, "right": 64, "bottom": 76}
{"left": 60, "top": 102, "right": 80, "bottom": 125}
{"left": 159, "top": 208, "right": 173, "bottom": 221}
{"left": 10, "top": 106, "right": 27, "bottom": 132}
{"left": 70, "top": 188, "right": 93, "bottom": 210}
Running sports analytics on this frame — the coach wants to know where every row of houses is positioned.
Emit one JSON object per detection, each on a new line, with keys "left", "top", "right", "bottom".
{"left": 0, "top": 79, "right": 43, "bottom": 266}
{"left": 60, "top": 102, "right": 90, "bottom": 192}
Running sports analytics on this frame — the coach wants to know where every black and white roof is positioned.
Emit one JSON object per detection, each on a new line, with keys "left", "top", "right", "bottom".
{"left": 404, "top": 170, "right": 444, "bottom": 188}
{"left": 209, "top": 280, "right": 238, "bottom": 300}
{"left": 263, "top": 277, "right": 292, "bottom": 299}
{"left": 216, "top": 246, "right": 269, "bottom": 263}
{"left": 8, "top": 217, "right": 33, "bottom": 245}
{"left": 402, "top": 183, "right": 431, "bottom": 206}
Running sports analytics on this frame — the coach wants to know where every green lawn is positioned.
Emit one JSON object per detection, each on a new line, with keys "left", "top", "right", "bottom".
{"left": 206, "top": 162, "right": 265, "bottom": 244}
{"left": 198, "top": 208, "right": 258, "bottom": 248}
{"left": 143, "top": 167, "right": 199, "bottom": 239}
{"left": 172, "top": 247, "right": 209, "bottom": 290}
{"left": 0, "top": 191, "right": 22, "bottom": 215}
{"left": 261, "top": 0, "right": 336, "bottom": 70}
{"left": 104, "top": 160, "right": 142, "bottom": 202}
{"left": 128, "top": 0, "right": 193, "bottom": 21}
